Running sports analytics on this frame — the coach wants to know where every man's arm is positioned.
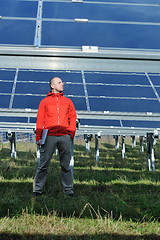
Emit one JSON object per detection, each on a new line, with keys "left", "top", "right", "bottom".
{"left": 36, "top": 100, "right": 45, "bottom": 143}
{"left": 68, "top": 100, "right": 77, "bottom": 139}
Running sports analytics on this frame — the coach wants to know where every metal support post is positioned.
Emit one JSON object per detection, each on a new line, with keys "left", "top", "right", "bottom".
{"left": 131, "top": 136, "right": 136, "bottom": 147}
{"left": 147, "top": 133, "right": 155, "bottom": 172}
{"left": 37, "top": 144, "right": 40, "bottom": 166}
{"left": 55, "top": 147, "right": 58, "bottom": 155}
{"left": 151, "top": 146, "right": 155, "bottom": 172}
{"left": 84, "top": 134, "right": 92, "bottom": 152}
{"left": 95, "top": 132, "right": 101, "bottom": 163}
{"left": 70, "top": 138, "right": 74, "bottom": 177}
{"left": 86, "top": 141, "right": 90, "bottom": 151}
{"left": 121, "top": 136, "right": 125, "bottom": 159}
{"left": 139, "top": 136, "right": 144, "bottom": 153}
{"left": 113, "top": 135, "right": 119, "bottom": 150}
{"left": 6, "top": 131, "right": 17, "bottom": 158}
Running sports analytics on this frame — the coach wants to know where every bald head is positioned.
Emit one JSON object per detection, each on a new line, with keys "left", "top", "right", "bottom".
{"left": 50, "top": 77, "right": 64, "bottom": 93}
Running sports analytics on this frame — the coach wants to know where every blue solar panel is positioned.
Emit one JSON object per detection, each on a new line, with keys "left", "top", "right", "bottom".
{"left": 85, "top": 72, "right": 150, "bottom": 85}
{"left": 0, "top": 0, "right": 38, "bottom": 18}
{"left": 86, "top": 0, "right": 160, "bottom": 3}
{"left": 12, "top": 95, "right": 44, "bottom": 109}
{"left": 15, "top": 82, "right": 84, "bottom": 96}
{"left": 17, "top": 70, "right": 83, "bottom": 83}
{"left": 122, "top": 120, "right": 160, "bottom": 128}
{"left": 89, "top": 98, "right": 160, "bottom": 113}
{"left": 0, "top": 116, "right": 28, "bottom": 123}
{"left": 1, "top": 1, "right": 160, "bottom": 132}
{"left": 12, "top": 95, "right": 87, "bottom": 111}
{"left": 15, "top": 82, "right": 48, "bottom": 95}
{"left": 80, "top": 119, "right": 121, "bottom": 127}
{"left": 41, "top": 21, "right": 160, "bottom": 49}
{"left": 67, "top": 97, "right": 87, "bottom": 111}
{"left": 87, "top": 85, "right": 156, "bottom": 98}
{"left": 63, "top": 84, "right": 84, "bottom": 96}
{"left": 43, "top": 2, "right": 160, "bottom": 23}
{"left": 154, "top": 87, "right": 160, "bottom": 97}
{"left": 0, "top": 0, "right": 159, "bottom": 50}
{"left": 1, "top": 67, "right": 160, "bottom": 129}
{"left": 0, "top": 20, "right": 36, "bottom": 45}
{"left": 148, "top": 75, "right": 160, "bottom": 85}
{"left": 0, "top": 82, "right": 13, "bottom": 93}
{"left": 0, "top": 70, "right": 16, "bottom": 80}
{"left": 0, "top": 95, "right": 11, "bottom": 108}
{"left": 1, "top": 68, "right": 160, "bottom": 113}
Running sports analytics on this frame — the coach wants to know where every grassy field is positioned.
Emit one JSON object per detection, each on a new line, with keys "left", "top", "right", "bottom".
{"left": 1, "top": 135, "right": 160, "bottom": 239}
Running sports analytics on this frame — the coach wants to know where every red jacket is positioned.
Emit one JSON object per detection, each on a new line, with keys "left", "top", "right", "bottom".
{"left": 36, "top": 92, "right": 77, "bottom": 141}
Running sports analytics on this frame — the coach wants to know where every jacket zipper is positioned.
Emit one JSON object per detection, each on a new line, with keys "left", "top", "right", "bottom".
{"left": 57, "top": 96, "right": 60, "bottom": 135}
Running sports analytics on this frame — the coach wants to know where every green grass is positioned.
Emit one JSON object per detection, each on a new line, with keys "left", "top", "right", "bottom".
{"left": 1, "top": 136, "right": 160, "bottom": 239}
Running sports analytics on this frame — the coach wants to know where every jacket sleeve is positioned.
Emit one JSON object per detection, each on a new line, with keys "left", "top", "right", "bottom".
{"left": 68, "top": 100, "right": 77, "bottom": 139}
{"left": 36, "top": 100, "right": 45, "bottom": 141}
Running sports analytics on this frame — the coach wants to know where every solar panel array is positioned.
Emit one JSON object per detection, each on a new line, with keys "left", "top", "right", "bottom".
{"left": 1, "top": 68, "right": 160, "bottom": 129}
{"left": 0, "top": 0, "right": 160, "bottom": 134}
{"left": 0, "top": 0, "right": 160, "bottom": 50}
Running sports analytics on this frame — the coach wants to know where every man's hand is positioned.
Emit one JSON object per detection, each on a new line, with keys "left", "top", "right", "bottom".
{"left": 36, "top": 139, "right": 42, "bottom": 146}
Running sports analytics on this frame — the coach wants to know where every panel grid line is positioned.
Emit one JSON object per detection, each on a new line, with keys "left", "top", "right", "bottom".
{"left": 120, "top": 120, "right": 123, "bottom": 127}
{"left": 34, "top": 0, "right": 43, "bottom": 47}
{"left": 89, "top": 96, "right": 158, "bottom": 100}
{"left": 145, "top": 73, "right": 160, "bottom": 103}
{"left": 82, "top": 70, "right": 90, "bottom": 111}
{"left": 86, "top": 83, "right": 153, "bottom": 87}
{"left": 9, "top": 68, "right": 19, "bottom": 109}
{"left": 42, "top": 17, "right": 160, "bottom": 26}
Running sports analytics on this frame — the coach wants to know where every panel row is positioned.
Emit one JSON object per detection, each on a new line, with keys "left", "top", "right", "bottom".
{"left": 1, "top": 1, "right": 160, "bottom": 20}
{"left": 1, "top": 69, "right": 160, "bottom": 114}
{"left": 1, "top": 93, "right": 160, "bottom": 113}
{"left": 1, "top": 69, "right": 160, "bottom": 85}
{"left": 1, "top": 19, "right": 160, "bottom": 50}
{"left": 0, "top": 1, "right": 160, "bottom": 49}
{"left": 43, "top": 0, "right": 160, "bottom": 4}
{"left": 1, "top": 81, "right": 159, "bottom": 98}
{"left": 1, "top": 114, "right": 160, "bottom": 129}
{"left": 42, "top": 2, "right": 160, "bottom": 22}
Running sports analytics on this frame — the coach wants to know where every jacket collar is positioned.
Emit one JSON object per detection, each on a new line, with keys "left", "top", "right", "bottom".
{"left": 47, "top": 91, "right": 64, "bottom": 97}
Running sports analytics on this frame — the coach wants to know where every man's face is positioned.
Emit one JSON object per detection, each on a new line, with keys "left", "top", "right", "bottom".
{"left": 51, "top": 78, "right": 64, "bottom": 93}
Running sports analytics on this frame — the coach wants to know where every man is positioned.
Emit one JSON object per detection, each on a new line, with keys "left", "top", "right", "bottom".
{"left": 33, "top": 77, "right": 77, "bottom": 197}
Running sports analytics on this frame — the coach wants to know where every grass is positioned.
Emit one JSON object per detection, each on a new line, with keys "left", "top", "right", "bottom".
{"left": 1, "top": 135, "right": 160, "bottom": 239}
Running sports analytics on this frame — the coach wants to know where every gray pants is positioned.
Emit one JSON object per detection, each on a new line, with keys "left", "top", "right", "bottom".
{"left": 33, "top": 135, "right": 73, "bottom": 195}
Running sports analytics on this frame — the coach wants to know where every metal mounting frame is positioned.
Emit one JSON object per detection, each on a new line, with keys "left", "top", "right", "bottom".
{"left": 0, "top": 46, "right": 160, "bottom": 72}
{"left": 1, "top": 108, "right": 160, "bottom": 121}
{"left": 0, "top": 108, "right": 160, "bottom": 136}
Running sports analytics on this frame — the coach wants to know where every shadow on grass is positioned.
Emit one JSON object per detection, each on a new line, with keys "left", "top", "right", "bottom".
{"left": 1, "top": 175, "right": 160, "bottom": 220}
{"left": 1, "top": 232, "right": 160, "bottom": 240}
{"left": 1, "top": 141, "right": 160, "bottom": 221}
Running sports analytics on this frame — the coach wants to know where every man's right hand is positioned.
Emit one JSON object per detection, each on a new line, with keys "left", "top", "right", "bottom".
{"left": 36, "top": 139, "right": 42, "bottom": 146}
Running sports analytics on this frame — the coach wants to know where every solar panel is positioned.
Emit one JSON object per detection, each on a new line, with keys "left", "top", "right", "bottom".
{"left": 84, "top": 0, "right": 159, "bottom": 3}
{"left": 0, "top": 68, "right": 160, "bottom": 131}
{"left": 0, "top": 0, "right": 160, "bottom": 137}
{"left": 0, "top": 20, "right": 36, "bottom": 45}
{"left": 0, "top": 0, "right": 159, "bottom": 49}
{"left": 41, "top": 22, "right": 160, "bottom": 49}
{"left": 43, "top": 2, "right": 160, "bottom": 22}
{"left": 41, "top": 1, "right": 160, "bottom": 49}
{"left": 0, "top": 0, "right": 38, "bottom": 18}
